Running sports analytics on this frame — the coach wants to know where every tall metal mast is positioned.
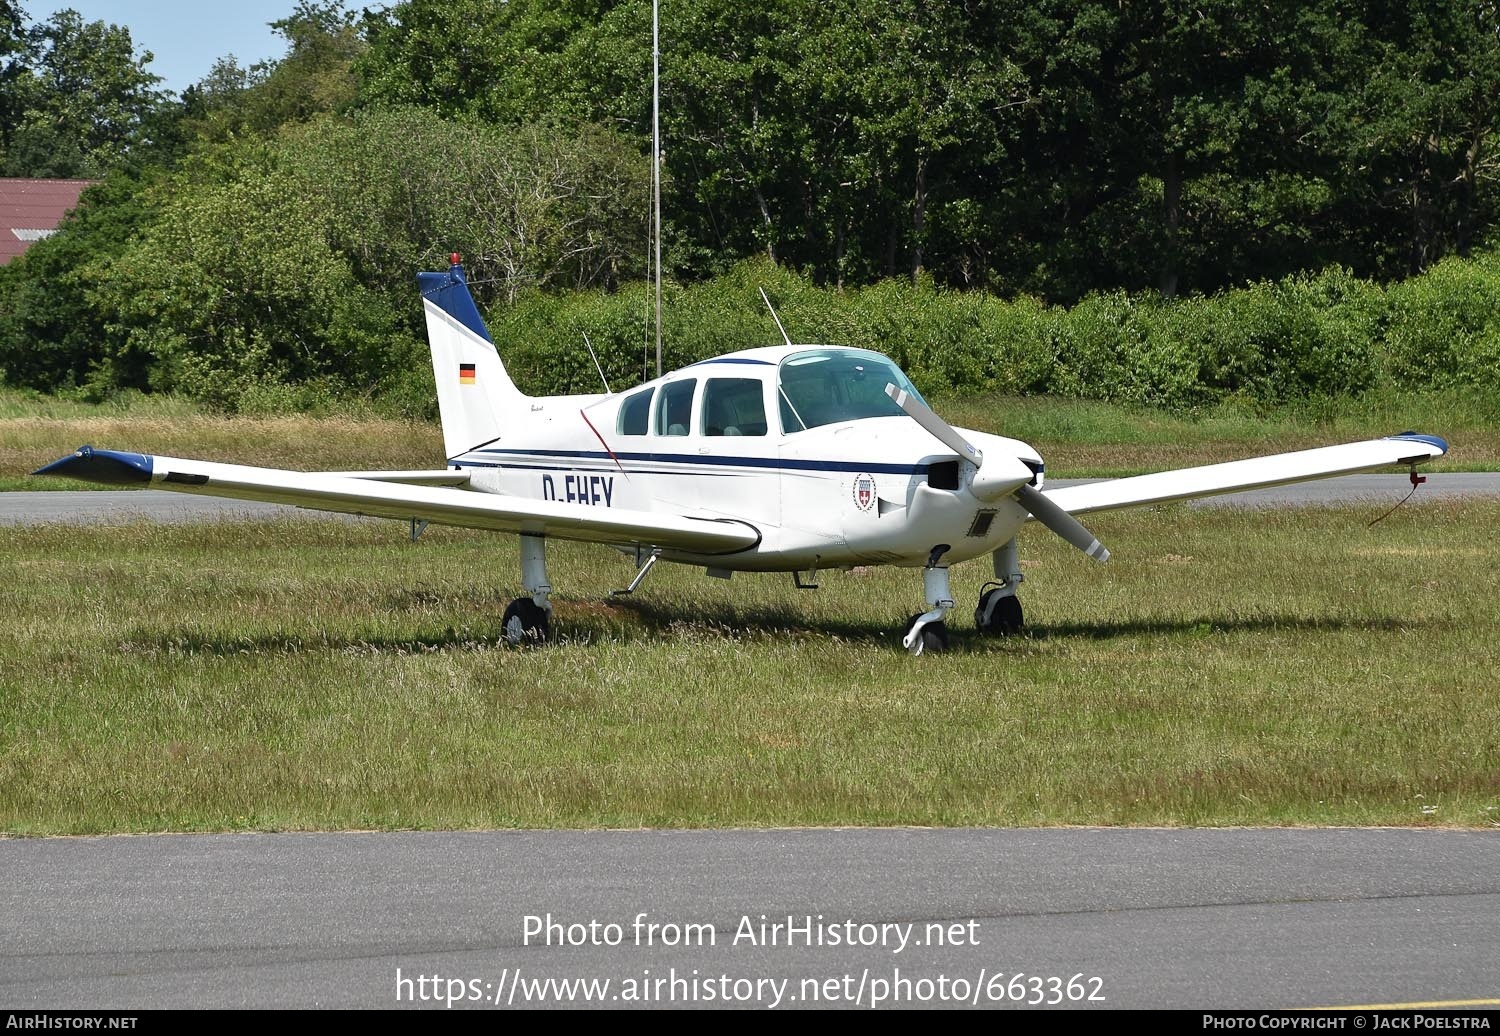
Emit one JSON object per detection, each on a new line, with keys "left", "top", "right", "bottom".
{"left": 651, "top": 0, "right": 663, "bottom": 379}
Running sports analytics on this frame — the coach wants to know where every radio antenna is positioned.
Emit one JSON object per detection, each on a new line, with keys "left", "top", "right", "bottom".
{"left": 651, "top": 0, "right": 663, "bottom": 378}
{"left": 582, "top": 332, "right": 612, "bottom": 394}
{"left": 760, "top": 287, "right": 793, "bottom": 346}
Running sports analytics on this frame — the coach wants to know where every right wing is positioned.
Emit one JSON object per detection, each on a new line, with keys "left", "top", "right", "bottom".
{"left": 34, "top": 446, "right": 760, "bottom": 555}
{"left": 1039, "top": 433, "right": 1449, "bottom": 516}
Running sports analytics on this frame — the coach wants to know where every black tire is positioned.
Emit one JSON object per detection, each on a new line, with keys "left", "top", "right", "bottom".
{"left": 975, "top": 588, "right": 1024, "bottom": 635}
{"left": 502, "top": 598, "right": 550, "bottom": 645}
{"left": 904, "top": 614, "right": 950, "bottom": 655}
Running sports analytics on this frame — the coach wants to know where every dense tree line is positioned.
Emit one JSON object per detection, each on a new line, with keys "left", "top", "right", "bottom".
{"left": 1, "top": 0, "right": 1497, "bottom": 410}
{"left": 356, "top": 0, "right": 1500, "bottom": 296}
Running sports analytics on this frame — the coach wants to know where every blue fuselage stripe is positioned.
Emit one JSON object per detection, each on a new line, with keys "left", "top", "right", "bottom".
{"left": 454, "top": 448, "right": 929, "bottom": 476}
{"left": 455, "top": 460, "right": 736, "bottom": 477}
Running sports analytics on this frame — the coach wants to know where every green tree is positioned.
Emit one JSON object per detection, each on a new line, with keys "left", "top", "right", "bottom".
{"left": 0, "top": 0, "right": 24, "bottom": 164}
{"left": 179, "top": 2, "right": 365, "bottom": 143}
{"left": 250, "top": 1, "right": 364, "bottom": 128}
{"left": 2, "top": 8, "right": 166, "bottom": 177}
{"left": 290, "top": 107, "right": 649, "bottom": 302}
{"left": 76, "top": 109, "right": 648, "bottom": 408}
{"left": 1355, "top": 1, "right": 1500, "bottom": 274}
{"left": 357, "top": 0, "right": 576, "bottom": 121}
{"left": 0, "top": 167, "right": 159, "bottom": 393}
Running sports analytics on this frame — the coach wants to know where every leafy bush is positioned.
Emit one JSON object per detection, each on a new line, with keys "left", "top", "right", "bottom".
{"left": 1382, "top": 253, "right": 1500, "bottom": 389}
{"left": 479, "top": 255, "right": 1498, "bottom": 410}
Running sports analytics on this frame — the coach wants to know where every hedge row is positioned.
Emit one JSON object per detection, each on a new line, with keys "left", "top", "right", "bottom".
{"left": 484, "top": 252, "right": 1500, "bottom": 412}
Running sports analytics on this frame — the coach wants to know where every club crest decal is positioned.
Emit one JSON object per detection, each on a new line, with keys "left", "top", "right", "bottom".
{"left": 852, "top": 473, "right": 877, "bottom": 512}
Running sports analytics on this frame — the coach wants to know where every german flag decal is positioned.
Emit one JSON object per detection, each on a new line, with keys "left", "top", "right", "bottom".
{"left": 459, "top": 363, "right": 476, "bottom": 385}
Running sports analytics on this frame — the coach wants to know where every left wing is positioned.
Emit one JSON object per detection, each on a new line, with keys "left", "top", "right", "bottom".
{"left": 320, "top": 469, "right": 471, "bottom": 487}
{"left": 1040, "top": 433, "right": 1448, "bottom": 516}
{"left": 33, "top": 446, "right": 760, "bottom": 555}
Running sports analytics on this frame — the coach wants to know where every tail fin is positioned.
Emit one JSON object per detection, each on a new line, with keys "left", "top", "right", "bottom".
{"left": 418, "top": 257, "right": 527, "bottom": 459}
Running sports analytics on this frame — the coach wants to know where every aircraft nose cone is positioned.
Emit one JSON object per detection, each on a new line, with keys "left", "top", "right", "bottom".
{"left": 970, "top": 454, "right": 1036, "bottom": 501}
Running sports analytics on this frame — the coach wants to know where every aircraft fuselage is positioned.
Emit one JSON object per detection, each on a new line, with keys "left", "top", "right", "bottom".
{"left": 447, "top": 348, "right": 1044, "bottom": 573}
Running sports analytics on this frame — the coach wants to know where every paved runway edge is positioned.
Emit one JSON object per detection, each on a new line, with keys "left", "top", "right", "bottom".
{"left": 2, "top": 828, "right": 1497, "bottom": 1009}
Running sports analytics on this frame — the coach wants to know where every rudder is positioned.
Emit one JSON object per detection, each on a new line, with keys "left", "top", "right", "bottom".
{"left": 418, "top": 257, "right": 527, "bottom": 459}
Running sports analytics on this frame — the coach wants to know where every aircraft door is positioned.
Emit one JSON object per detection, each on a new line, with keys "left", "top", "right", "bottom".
{"left": 695, "top": 376, "right": 779, "bottom": 527}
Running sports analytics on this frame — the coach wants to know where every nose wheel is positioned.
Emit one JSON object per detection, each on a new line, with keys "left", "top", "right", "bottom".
{"left": 902, "top": 549, "right": 955, "bottom": 655}
{"left": 903, "top": 614, "right": 950, "bottom": 655}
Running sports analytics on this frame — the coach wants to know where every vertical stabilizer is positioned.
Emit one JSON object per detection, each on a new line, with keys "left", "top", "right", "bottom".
{"left": 418, "top": 258, "right": 527, "bottom": 459}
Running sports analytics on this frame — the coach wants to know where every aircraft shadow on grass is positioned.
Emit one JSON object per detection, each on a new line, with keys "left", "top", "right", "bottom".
{"left": 123, "top": 600, "right": 1422, "bottom": 658}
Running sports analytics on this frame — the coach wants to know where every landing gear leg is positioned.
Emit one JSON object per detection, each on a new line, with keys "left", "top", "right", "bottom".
{"left": 903, "top": 548, "right": 955, "bottom": 656}
{"left": 975, "top": 538, "right": 1024, "bottom": 635}
{"left": 503, "top": 534, "right": 552, "bottom": 645}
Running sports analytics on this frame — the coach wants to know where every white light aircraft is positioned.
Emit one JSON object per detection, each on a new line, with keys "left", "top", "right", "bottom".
{"left": 36, "top": 258, "right": 1449, "bottom": 654}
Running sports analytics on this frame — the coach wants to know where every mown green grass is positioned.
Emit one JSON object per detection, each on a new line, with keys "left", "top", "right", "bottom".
{"left": 2, "top": 502, "right": 1495, "bottom": 834}
{"left": 6, "top": 385, "right": 1493, "bottom": 492}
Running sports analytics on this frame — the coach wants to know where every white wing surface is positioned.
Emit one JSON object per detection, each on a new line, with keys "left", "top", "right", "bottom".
{"left": 34, "top": 446, "right": 759, "bottom": 554}
{"left": 1039, "top": 434, "right": 1448, "bottom": 516}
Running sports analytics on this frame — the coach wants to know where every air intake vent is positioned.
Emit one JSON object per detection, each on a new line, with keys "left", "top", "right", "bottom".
{"left": 928, "top": 460, "right": 960, "bottom": 490}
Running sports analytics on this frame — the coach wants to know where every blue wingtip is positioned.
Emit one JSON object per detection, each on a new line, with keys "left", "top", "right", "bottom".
{"left": 1386, "top": 432, "right": 1449, "bottom": 455}
{"left": 33, "top": 445, "right": 154, "bottom": 485}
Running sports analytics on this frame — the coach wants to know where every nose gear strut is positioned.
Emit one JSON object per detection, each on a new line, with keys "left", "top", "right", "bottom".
{"left": 903, "top": 545, "right": 954, "bottom": 655}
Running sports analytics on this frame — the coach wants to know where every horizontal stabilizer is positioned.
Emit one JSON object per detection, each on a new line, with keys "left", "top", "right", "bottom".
{"left": 1040, "top": 434, "right": 1449, "bottom": 516}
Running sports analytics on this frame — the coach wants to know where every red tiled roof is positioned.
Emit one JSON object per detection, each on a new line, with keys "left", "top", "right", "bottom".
{"left": 0, "top": 179, "right": 96, "bottom": 265}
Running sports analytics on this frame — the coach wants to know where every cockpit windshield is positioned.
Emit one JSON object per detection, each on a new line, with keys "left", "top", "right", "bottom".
{"left": 777, "top": 348, "right": 927, "bottom": 433}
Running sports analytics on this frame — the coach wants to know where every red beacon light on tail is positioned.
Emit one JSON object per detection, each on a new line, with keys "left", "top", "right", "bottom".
{"left": 450, "top": 253, "right": 462, "bottom": 267}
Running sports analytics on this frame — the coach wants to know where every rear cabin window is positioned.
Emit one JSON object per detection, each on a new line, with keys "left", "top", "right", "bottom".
{"left": 654, "top": 379, "right": 697, "bottom": 436}
{"left": 701, "top": 378, "right": 768, "bottom": 436}
{"left": 616, "top": 387, "right": 653, "bottom": 435}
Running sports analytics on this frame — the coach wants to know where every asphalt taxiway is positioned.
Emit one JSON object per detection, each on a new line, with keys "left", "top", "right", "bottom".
{"left": 2, "top": 828, "right": 1497, "bottom": 1009}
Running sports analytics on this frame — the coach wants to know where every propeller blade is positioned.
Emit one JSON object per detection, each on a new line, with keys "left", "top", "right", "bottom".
{"left": 884, "top": 383, "right": 983, "bottom": 466}
{"left": 1016, "top": 484, "right": 1110, "bottom": 563}
{"left": 881, "top": 383, "right": 1107, "bottom": 560}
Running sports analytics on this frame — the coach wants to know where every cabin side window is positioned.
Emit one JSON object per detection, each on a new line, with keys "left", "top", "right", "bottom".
{"left": 701, "top": 378, "right": 768, "bottom": 436}
{"left": 616, "top": 387, "right": 654, "bottom": 435}
{"left": 654, "top": 379, "right": 697, "bottom": 436}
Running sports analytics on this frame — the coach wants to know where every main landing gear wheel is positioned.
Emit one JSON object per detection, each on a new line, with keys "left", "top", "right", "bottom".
{"left": 502, "top": 598, "right": 550, "bottom": 645}
{"left": 975, "top": 585, "right": 1024, "bottom": 635}
{"left": 903, "top": 613, "right": 950, "bottom": 655}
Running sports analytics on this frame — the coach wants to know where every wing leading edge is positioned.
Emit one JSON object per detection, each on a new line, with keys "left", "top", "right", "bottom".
{"left": 1039, "top": 433, "right": 1448, "bottom": 516}
{"left": 33, "top": 446, "right": 759, "bottom": 555}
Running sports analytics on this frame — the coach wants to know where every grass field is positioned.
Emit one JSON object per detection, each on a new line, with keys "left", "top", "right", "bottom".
{"left": 4, "top": 386, "right": 1495, "bottom": 491}
{"left": 0, "top": 389, "right": 443, "bottom": 491}
{"left": 2, "top": 501, "right": 1495, "bottom": 835}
